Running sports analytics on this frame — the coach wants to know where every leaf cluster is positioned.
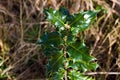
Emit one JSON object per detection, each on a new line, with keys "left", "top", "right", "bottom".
{"left": 38, "top": 7, "right": 99, "bottom": 80}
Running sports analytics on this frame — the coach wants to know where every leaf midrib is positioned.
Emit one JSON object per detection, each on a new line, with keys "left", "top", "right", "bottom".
{"left": 69, "top": 44, "right": 85, "bottom": 55}
{"left": 70, "top": 14, "right": 83, "bottom": 26}
{"left": 48, "top": 12, "right": 65, "bottom": 26}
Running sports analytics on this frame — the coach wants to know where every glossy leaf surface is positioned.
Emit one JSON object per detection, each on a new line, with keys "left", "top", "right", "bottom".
{"left": 67, "top": 41, "right": 98, "bottom": 72}
{"left": 67, "top": 41, "right": 95, "bottom": 62}
{"left": 70, "top": 11, "right": 98, "bottom": 35}
{"left": 39, "top": 8, "right": 99, "bottom": 80}
{"left": 44, "top": 8, "right": 66, "bottom": 30}
{"left": 68, "top": 70, "right": 94, "bottom": 80}
{"left": 38, "top": 32, "right": 62, "bottom": 56}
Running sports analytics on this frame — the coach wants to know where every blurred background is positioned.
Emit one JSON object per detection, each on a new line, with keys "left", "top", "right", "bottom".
{"left": 0, "top": 0, "right": 120, "bottom": 80}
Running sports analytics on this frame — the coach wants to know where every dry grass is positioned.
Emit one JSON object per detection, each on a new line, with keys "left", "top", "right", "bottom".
{"left": 0, "top": 0, "right": 120, "bottom": 80}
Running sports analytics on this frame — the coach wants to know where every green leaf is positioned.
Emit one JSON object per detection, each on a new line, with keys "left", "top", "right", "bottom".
{"left": 44, "top": 8, "right": 66, "bottom": 30}
{"left": 0, "top": 75, "right": 7, "bottom": 79}
{"left": 52, "top": 68, "right": 65, "bottom": 80}
{"left": 67, "top": 41, "right": 95, "bottom": 62}
{"left": 38, "top": 32, "right": 62, "bottom": 56}
{"left": 68, "top": 60, "right": 98, "bottom": 72}
{"left": 46, "top": 51, "right": 65, "bottom": 77}
{"left": 59, "top": 7, "right": 73, "bottom": 21}
{"left": 67, "top": 41, "right": 98, "bottom": 72}
{"left": 69, "top": 10, "right": 98, "bottom": 35}
{"left": 89, "top": 62, "right": 99, "bottom": 71}
{"left": 40, "top": 8, "right": 99, "bottom": 80}
{"left": 38, "top": 32, "right": 61, "bottom": 46}
{"left": 68, "top": 70, "right": 94, "bottom": 80}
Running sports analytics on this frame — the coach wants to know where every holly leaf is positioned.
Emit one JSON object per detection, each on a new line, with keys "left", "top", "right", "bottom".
{"left": 67, "top": 41, "right": 98, "bottom": 72}
{"left": 37, "top": 32, "right": 62, "bottom": 56}
{"left": 68, "top": 61, "right": 98, "bottom": 72}
{"left": 46, "top": 51, "right": 65, "bottom": 77}
{"left": 52, "top": 68, "right": 65, "bottom": 80}
{"left": 67, "top": 41, "right": 95, "bottom": 62}
{"left": 68, "top": 70, "right": 94, "bottom": 80}
{"left": 69, "top": 10, "right": 98, "bottom": 35}
{"left": 88, "top": 62, "right": 99, "bottom": 71}
{"left": 44, "top": 8, "right": 66, "bottom": 30}
{"left": 59, "top": 7, "right": 73, "bottom": 21}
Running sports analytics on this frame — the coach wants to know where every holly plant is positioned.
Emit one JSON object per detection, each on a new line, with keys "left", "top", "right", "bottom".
{"left": 37, "top": 7, "right": 99, "bottom": 80}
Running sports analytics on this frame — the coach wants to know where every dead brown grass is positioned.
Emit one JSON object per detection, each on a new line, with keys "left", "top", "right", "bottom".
{"left": 0, "top": 0, "right": 120, "bottom": 80}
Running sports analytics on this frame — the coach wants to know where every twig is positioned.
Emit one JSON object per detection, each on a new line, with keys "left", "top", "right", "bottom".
{"left": 84, "top": 72, "right": 120, "bottom": 75}
{"left": 20, "top": 0, "right": 24, "bottom": 43}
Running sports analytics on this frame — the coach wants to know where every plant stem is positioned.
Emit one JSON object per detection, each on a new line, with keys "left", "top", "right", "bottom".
{"left": 64, "top": 71, "right": 68, "bottom": 80}
{"left": 63, "top": 36, "right": 68, "bottom": 80}
{"left": 64, "top": 50, "right": 68, "bottom": 80}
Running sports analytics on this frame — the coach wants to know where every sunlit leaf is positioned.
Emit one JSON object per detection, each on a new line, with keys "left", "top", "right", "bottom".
{"left": 67, "top": 41, "right": 98, "bottom": 72}
{"left": 44, "top": 8, "right": 66, "bottom": 30}
{"left": 68, "top": 70, "right": 94, "bottom": 80}
{"left": 69, "top": 10, "right": 98, "bottom": 35}
{"left": 40, "top": 8, "right": 99, "bottom": 80}
{"left": 67, "top": 41, "right": 95, "bottom": 62}
{"left": 88, "top": 62, "right": 99, "bottom": 71}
